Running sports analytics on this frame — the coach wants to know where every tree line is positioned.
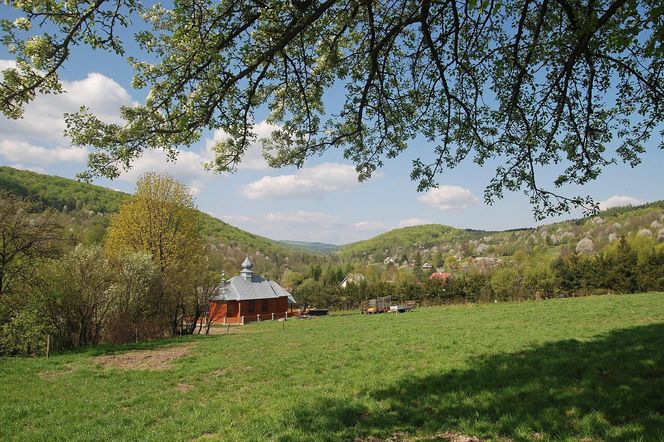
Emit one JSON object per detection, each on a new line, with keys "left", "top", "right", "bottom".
{"left": 0, "top": 174, "right": 218, "bottom": 356}
{"left": 289, "top": 236, "right": 664, "bottom": 311}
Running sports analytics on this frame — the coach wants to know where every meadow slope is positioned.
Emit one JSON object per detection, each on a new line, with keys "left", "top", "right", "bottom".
{"left": 1, "top": 293, "right": 663, "bottom": 441}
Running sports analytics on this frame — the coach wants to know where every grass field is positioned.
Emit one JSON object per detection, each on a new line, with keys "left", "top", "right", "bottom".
{"left": 1, "top": 293, "right": 664, "bottom": 441}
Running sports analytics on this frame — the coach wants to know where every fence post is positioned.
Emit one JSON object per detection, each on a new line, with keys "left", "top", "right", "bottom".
{"left": 285, "top": 311, "right": 288, "bottom": 319}
{"left": 241, "top": 316, "right": 245, "bottom": 325}
{"left": 258, "top": 314, "right": 261, "bottom": 322}
{"left": 223, "top": 317, "right": 226, "bottom": 325}
{"left": 272, "top": 313, "right": 275, "bottom": 320}
{"left": 46, "top": 334, "right": 50, "bottom": 358}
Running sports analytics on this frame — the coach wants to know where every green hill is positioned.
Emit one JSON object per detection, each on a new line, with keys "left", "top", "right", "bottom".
{"left": 0, "top": 166, "right": 321, "bottom": 276}
{"left": 278, "top": 240, "right": 340, "bottom": 253}
{"left": 0, "top": 166, "right": 128, "bottom": 213}
{"left": 3, "top": 166, "right": 663, "bottom": 273}
{"left": 337, "top": 224, "right": 488, "bottom": 262}
{"left": 336, "top": 204, "right": 664, "bottom": 267}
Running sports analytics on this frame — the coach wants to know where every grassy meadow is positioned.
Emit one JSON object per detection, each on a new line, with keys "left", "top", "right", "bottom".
{"left": 1, "top": 293, "right": 664, "bottom": 441}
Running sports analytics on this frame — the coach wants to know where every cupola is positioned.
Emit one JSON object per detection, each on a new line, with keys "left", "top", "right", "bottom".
{"left": 240, "top": 257, "right": 253, "bottom": 281}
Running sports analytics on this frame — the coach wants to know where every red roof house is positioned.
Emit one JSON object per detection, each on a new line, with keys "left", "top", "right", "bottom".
{"left": 429, "top": 272, "right": 453, "bottom": 282}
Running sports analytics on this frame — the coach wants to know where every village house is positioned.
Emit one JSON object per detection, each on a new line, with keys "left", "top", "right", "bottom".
{"left": 429, "top": 272, "right": 454, "bottom": 282}
{"left": 208, "top": 257, "right": 295, "bottom": 324}
{"left": 340, "top": 273, "right": 366, "bottom": 288}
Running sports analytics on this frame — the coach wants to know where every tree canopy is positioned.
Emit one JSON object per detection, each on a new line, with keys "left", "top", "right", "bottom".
{"left": 1, "top": 0, "right": 662, "bottom": 217}
{"left": 105, "top": 172, "right": 208, "bottom": 334}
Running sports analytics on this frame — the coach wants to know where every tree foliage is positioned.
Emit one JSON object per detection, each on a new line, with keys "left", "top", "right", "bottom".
{"left": 0, "top": 166, "right": 128, "bottom": 213}
{"left": 2, "top": 0, "right": 662, "bottom": 217}
{"left": 36, "top": 244, "right": 114, "bottom": 348}
{"left": 104, "top": 251, "right": 164, "bottom": 343}
{"left": 105, "top": 173, "right": 207, "bottom": 335}
{"left": 0, "top": 190, "right": 61, "bottom": 298}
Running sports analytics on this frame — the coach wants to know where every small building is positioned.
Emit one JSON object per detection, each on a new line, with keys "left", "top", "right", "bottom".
{"left": 422, "top": 262, "right": 433, "bottom": 271}
{"left": 209, "top": 257, "right": 295, "bottom": 324}
{"left": 340, "top": 273, "right": 366, "bottom": 288}
{"left": 429, "top": 272, "right": 453, "bottom": 282}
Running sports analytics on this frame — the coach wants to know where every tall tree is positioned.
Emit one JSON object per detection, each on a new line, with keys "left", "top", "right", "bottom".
{"left": 0, "top": 190, "right": 61, "bottom": 299}
{"left": 37, "top": 245, "right": 113, "bottom": 348}
{"left": 105, "top": 251, "right": 163, "bottom": 343}
{"left": 432, "top": 250, "right": 445, "bottom": 269}
{"left": 2, "top": 0, "right": 662, "bottom": 218}
{"left": 413, "top": 252, "right": 424, "bottom": 281}
{"left": 105, "top": 173, "right": 207, "bottom": 335}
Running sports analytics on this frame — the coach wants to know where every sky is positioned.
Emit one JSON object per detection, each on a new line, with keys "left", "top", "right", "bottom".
{"left": 1, "top": 9, "right": 663, "bottom": 245}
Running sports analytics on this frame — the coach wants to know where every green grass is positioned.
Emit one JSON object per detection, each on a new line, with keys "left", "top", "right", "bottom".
{"left": 2, "top": 293, "right": 664, "bottom": 441}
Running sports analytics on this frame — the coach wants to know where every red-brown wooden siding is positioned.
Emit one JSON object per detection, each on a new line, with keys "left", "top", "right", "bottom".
{"left": 209, "top": 296, "right": 289, "bottom": 324}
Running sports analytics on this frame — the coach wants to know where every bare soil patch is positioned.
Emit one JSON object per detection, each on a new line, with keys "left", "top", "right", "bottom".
{"left": 355, "top": 431, "right": 503, "bottom": 442}
{"left": 176, "top": 383, "right": 194, "bottom": 392}
{"left": 355, "top": 431, "right": 484, "bottom": 442}
{"left": 209, "top": 365, "right": 250, "bottom": 377}
{"left": 38, "top": 364, "right": 76, "bottom": 379}
{"left": 205, "top": 325, "right": 244, "bottom": 335}
{"left": 94, "top": 345, "right": 191, "bottom": 370}
{"left": 430, "top": 432, "right": 484, "bottom": 442}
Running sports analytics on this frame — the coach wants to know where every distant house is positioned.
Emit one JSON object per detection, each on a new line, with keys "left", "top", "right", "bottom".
{"left": 429, "top": 272, "right": 453, "bottom": 282}
{"left": 209, "top": 257, "right": 295, "bottom": 324}
{"left": 422, "top": 262, "right": 433, "bottom": 271}
{"left": 340, "top": 273, "right": 366, "bottom": 288}
{"left": 473, "top": 257, "right": 503, "bottom": 269}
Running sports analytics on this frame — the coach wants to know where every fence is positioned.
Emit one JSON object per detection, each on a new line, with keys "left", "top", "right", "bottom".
{"left": 217, "top": 311, "right": 291, "bottom": 325}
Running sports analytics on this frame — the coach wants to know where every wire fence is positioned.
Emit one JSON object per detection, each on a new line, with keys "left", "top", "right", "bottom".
{"left": 214, "top": 311, "right": 292, "bottom": 325}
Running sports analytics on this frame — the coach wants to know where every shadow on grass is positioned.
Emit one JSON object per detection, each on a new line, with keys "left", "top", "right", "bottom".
{"left": 71, "top": 333, "right": 209, "bottom": 357}
{"left": 285, "top": 324, "right": 664, "bottom": 441}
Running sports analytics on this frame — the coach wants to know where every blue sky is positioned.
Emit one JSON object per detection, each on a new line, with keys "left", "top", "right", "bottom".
{"left": 1, "top": 10, "right": 663, "bottom": 244}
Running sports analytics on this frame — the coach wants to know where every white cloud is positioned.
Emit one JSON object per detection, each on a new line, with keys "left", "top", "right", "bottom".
{"left": 0, "top": 60, "right": 220, "bottom": 195}
{"left": 242, "top": 162, "right": 359, "bottom": 200}
{"left": 114, "top": 146, "right": 224, "bottom": 196}
{"left": 0, "top": 64, "right": 136, "bottom": 147}
{"left": 265, "top": 211, "right": 343, "bottom": 227}
{"left": 0, "top": 59, "right": 17, "bottom": 71}
{"left": 65, "top": 73, "right": 136, "bottom": 119}
{"left": 8, "top": 163, "right": 46, "bottom": 174}
{"left": 399, "top": 218, "right": 434, "bottom": 228}
{"left": 220, "top": 214, "right": 254, "bottom": 225}
{"left": 0, "top": 60, "right": 136, "bottom": 170}
{"left": 599, "top": 195, "right": 642, "bottom": 210}
{"left": 243, "top": 211, "right": 345, "bottom": 243}
{"left": 354, "top": 221, "right": 385, "bottom": 231}
{"left": 0, "top": 140, "right": 88, "bottom": 164}
{"left": 206, "top": 120, "right": 280, "bottom": 171}
{"left": 417, "top": 185, "right": 480, "bottom": 211}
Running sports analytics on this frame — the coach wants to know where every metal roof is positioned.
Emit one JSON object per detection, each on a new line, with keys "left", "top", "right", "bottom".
{"left": 211, "top": 274, "right": 296, "bottom": 304}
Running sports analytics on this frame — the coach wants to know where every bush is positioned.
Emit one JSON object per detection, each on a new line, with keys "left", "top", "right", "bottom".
{"left": 0, "top": 310, "right": 53, "bottom": 356}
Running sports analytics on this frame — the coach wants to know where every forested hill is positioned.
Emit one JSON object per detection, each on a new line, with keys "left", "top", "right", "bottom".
{"left": 336, "top": 203, "right": 664, "bottom": 266}
{"left": 0, "top": 166, "right": 128, "bottom": 212}
{"left": 0, "top": 167, "right": 321, "bottom": 277}
{"left": 337, "top": 224, "right": 489, "bottom": 263}
{"left": 278, "top": 240, "right": 340, "bottom": 253}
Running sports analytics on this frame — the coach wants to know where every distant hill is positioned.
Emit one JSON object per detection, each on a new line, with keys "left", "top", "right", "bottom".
{"left": 3, "top": 166, "right": 663, "bottom": 272}
{"left": 279, "top": 240, "right": 340, "bottom": 253}
{"left": 0, "top": 166, "right": 128, "bottom": 213}
{"left": 336, "top": 204, "right": 664, "bottom": 266}
{"left": 337, "top": 224, "right": 490, "bottom": 263}
{"left": 0, "top": 166, "right": 321, "bottom": 276}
